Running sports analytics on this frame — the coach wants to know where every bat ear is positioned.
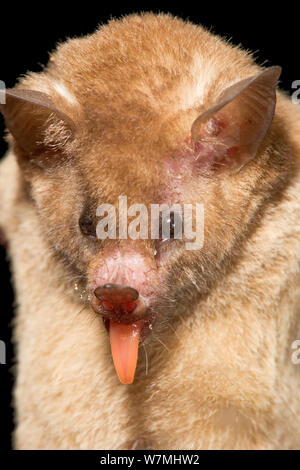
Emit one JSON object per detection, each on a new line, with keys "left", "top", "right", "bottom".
{"left": 191, "top": 66, "right": 282, "bottom": 172}
{"left": 0, "top": 88, "right": 75, "bottom": 157}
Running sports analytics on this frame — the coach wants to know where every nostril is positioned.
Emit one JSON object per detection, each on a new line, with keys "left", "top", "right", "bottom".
{"left": 101, "top": 300, "right": 115, "bottom": 311}
{"left": 94, "top": 284, "right": 139, "bottom": 303}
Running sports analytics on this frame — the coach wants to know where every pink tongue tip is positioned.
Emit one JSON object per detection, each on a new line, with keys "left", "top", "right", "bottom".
{"left": 109, "top": 321, "right": 143, "bottom": 384}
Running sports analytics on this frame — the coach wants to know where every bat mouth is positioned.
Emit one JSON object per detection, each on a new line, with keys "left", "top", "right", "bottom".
{"left": 102, "top": 314, "right": 156, "bottom": 344}
{"left": 89, "top": 272, "right": 159, "bottom": 384}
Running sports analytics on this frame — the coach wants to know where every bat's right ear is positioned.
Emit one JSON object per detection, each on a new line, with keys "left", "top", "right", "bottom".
{"left": 0, "top": 88, "right": 75, "bottom": 157}
{"left": 191, "top": 66, "right": 281, "bottom": 172}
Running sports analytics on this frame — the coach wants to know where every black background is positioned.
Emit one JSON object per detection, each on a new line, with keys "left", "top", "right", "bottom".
{"left": 0, "top": 2, "right": 298, "bottom": 451}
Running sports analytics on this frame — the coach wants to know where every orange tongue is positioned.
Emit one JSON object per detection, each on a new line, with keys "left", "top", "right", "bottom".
{"left": 109, "top": 321, "right": 142, "bottom": 384}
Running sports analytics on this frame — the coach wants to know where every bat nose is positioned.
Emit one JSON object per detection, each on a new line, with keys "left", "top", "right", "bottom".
{"left": 94, "top": 284, "right": 139, "bottom": 314}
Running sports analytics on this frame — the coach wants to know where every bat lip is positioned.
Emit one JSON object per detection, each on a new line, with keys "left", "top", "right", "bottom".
{"left": 102, "top": 314, "right": 156, "bottom": 345}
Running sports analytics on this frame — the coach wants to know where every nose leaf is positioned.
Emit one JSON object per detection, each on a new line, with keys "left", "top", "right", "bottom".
{"left": 94, "top": 284, "right": 139, "bottom": 315}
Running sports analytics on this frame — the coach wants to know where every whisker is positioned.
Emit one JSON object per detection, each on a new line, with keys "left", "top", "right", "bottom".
{"left": 178, "top": 314, "right": 187, "bottom": 327}
{"left": 70, "top": 305, "right": 89, "bottom": 326}
{"left": 153, "top": 334, "right": 170, "bottom": 352}
{"left": 72, "top": 305, "right": 88, "bottom": 320}
{"left": 88, "top": 311, "right": 101, "bottom": 329}
{"left": 168, "top": 323, "right": 181, "bottom": 341}
{"left": 142, "top": 344, "right": 149, "bottom": 376}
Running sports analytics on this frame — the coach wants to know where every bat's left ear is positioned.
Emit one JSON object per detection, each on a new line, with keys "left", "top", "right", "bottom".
{"left": 0, "top": 88, "right": 75, "bottom": 158}
{"left": 191, "top": 66, "right": 282, "bottom": 172}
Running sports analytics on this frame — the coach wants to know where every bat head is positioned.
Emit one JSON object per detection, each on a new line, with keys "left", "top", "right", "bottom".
{"left": 0, "top": 14, "right": 288, "bottom": 382}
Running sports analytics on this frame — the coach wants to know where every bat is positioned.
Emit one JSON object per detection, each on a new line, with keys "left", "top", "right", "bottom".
{"left": 0, "top": 13, "right": 299, "bottom": 449}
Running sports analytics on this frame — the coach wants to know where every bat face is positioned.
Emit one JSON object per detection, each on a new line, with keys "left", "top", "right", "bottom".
{"left": 0, "top": 13, "right": 289, "bottom": 383}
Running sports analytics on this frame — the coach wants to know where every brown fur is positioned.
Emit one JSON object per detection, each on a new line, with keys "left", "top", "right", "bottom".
{"left": 0, "top": 13, "right": 300, "bottom": 449}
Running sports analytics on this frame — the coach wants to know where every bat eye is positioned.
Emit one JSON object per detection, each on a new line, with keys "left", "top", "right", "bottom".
{"left": 79, "top": 210, "right": 97, "bottom": 239}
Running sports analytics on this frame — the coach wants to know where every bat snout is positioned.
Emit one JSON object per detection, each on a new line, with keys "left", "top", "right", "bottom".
{"left": 89, "top": 248, "right": 159, "bottom": 323}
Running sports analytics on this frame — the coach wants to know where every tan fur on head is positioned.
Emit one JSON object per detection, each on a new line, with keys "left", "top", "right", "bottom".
{"left": 0, "top": 13, "right": 300, "bottom": 449}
